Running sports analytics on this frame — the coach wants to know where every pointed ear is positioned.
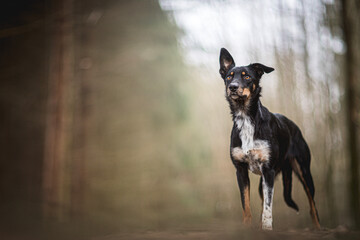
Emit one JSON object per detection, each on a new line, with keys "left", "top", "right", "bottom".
{"left": 249, "top": 63, "right": 274, "bottom": 77}
{"left": 219, "top": 48, "right": 235, "bottom": 79}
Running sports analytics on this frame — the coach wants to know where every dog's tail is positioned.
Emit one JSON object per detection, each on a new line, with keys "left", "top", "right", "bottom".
{"left": 282, "top": 163, "right": 299, "bottom": 212}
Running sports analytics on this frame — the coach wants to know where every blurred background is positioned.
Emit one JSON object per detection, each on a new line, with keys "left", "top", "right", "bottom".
{"left": 0, "top": 0, "right": 359, "bottom": 239}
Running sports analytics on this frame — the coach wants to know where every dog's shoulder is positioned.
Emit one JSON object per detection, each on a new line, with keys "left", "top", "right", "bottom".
{"left": 256, "top": 104, "right": 287, "bottom": 130}
{"left": 254, "top": 105, "right": 291, "bottom": 138}
{"left": 254, "top": 104, "right": 278, "bottom": 129}
{"left": 273, "top": 113, "right": 301, "bottom": 135}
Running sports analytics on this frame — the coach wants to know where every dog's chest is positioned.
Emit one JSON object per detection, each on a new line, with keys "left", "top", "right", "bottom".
{"left": 232, "top": 113, "right": 271, "bottom": 175}
{"left": 235, "top": 115, "right": 255, "bottom": 153}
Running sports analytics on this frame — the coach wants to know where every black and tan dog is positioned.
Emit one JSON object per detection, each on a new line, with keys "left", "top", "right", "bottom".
{"left": 219, "top": 48, "right": 320, "bottom": 230}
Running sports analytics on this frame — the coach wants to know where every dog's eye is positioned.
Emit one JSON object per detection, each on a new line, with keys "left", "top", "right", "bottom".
{"left": 244, "top": 76, "right": 250, "bottom": 80}
{"left": 226, "top": 76, "right": 232, "bottom": 80}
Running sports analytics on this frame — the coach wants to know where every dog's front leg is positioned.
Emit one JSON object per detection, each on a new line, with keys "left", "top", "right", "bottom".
{"left": 235, "top": 162, "right": 251, "bottom": 225}
{"left": 261, "top": 167, "right": 275, "bottom": 230}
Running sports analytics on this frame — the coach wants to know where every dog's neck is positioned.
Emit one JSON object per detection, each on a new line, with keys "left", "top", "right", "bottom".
{"left": 228, "top": 86, "right": 262, "bottom": 121}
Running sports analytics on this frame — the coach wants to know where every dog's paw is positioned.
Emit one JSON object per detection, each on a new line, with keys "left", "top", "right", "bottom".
{"left": 243, "top": 216, "right": 252, "bottom": 226}
{"left": 261, "top": 217, "right": 273, "bottom": 230}
{"left": 261, "top": 222, "right": 273, "bottom": 230}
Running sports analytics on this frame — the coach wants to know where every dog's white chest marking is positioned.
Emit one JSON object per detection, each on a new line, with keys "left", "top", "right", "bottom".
{"left": 235, "top": 113, "right": 254, "bottom": 154}
{"left": 231, "top": 112, "right": 270, "bottom": 175}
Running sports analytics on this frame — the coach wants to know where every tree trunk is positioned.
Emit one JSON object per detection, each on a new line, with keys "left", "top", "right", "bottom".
{"left": 341, "top": 0, "right": 360, "bottom": 227}
{"left": 70, "top": 2, "right": 97, "bottom": 215}
{"left": 42, "top": 0, "right": 74, "bottom": 220}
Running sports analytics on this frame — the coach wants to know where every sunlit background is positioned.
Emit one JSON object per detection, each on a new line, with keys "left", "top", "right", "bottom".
{"left": 0, "top": 0, "right": 359, "bottom": 239}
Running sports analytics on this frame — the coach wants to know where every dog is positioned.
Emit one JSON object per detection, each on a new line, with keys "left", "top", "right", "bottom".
{"left": 218, "top": 48, "right": 320, "bottom": 230}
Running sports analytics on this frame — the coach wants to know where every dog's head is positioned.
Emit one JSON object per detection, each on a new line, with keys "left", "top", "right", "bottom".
{"left": 219, "top": 48, "right": 274, "bottom": 105}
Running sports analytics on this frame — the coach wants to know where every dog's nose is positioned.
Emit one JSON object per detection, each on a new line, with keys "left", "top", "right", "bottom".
{"left": 229, "top": 83, "right": 239, "bottom": 92}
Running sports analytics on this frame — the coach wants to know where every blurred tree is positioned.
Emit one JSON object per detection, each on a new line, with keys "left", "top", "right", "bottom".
{"left": 340, "top": 0, "right": 360, "bottom": 227}
{"left": 2, "top": 0, "right": 360, "bottom": 236}
{"left": 0, "top": 0, "right": 46, "bottom": 224}
{"left": 42, "top": 0, "right": 75, "bottom": 219}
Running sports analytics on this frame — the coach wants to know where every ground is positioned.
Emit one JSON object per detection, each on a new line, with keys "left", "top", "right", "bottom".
{"left": 92, "top": 226, "right": 358, "bottom": 240}
{"left": 1, "top": 219, "right": 359, "bottom": 240}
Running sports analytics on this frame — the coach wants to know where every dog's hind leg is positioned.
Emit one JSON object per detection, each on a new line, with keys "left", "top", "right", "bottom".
{"left": 282, "top": 160, "right": 299, "bottom": 212}
{"left": 291, "top": 157, "right": 321, "bottom": 229}
{"left": 235, "top": 162, "right": 252, "bottom": 225}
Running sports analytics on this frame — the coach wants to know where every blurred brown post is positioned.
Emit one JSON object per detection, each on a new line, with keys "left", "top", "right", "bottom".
{"left": 43, "top": 0, "right": 74, "bottom": 220}
{"left": 341, "top": 0, "right": 360, "bottom": 227}
{"left": 70, "top": 3, "right": 97, "bottom": 215}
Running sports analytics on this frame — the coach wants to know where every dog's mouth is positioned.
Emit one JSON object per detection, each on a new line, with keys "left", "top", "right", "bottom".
{"left": 229, "top": 93, "right": 247, "bottom": 100}
{"left": 227, "top": 87, "right": 251, "bottom": 101}
{"left": 230, "top": 93, "right": 240, "bottom": 99}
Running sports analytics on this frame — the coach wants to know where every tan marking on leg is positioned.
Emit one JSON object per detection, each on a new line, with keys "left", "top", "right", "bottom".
{"left": 243, "top": 185, "right": 252, "bottom": 225}
{"left": 291, "top": 159, "right": 321, "bottom": 229}
{"left": 308, "top": 189, "right": 321, "bottom": 229}
{"left": 253, "top": 84, "right": 256, "bottom": 91}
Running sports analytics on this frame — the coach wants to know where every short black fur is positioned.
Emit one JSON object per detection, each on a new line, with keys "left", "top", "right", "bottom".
{"left": 219, "top": 48, "right": 320, "bottom": 229}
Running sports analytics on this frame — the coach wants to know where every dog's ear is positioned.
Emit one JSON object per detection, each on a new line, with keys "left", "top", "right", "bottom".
{"left": 249, "top": 63, "right": 274, "bottom": 77}
{"left": 219, "top": 48, "right": 235, "bottom": 79}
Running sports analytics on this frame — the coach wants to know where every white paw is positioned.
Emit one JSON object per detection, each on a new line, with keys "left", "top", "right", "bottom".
{"left": 261, "top": 218, "right": 273, "bottom": 230}
{"left": 262, "top": 222, "right": 273, "bottom": 230}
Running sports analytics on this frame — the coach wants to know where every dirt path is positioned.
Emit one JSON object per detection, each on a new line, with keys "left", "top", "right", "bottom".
{"left": 1, "top": 218, "right": 359, "bottom": 240}
{"left": 93, "top": 225, "right": 359, "bottom": 240}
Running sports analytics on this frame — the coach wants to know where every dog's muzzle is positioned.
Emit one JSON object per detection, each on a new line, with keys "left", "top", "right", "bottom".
{"left": 228, "top": 85, "right": 249, "bottom": 99}
{"left": 229, "top": 83, "right": 239, "bottom": 92}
